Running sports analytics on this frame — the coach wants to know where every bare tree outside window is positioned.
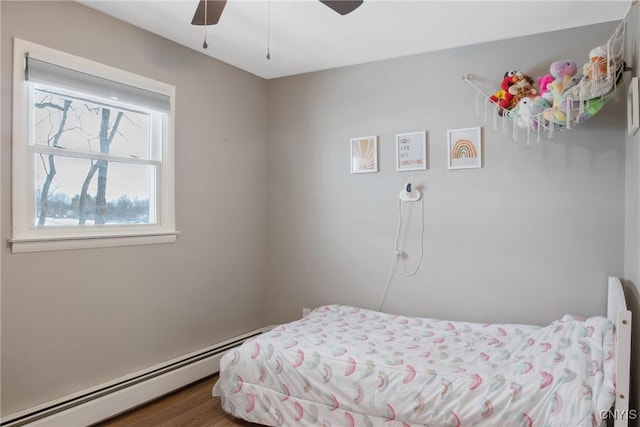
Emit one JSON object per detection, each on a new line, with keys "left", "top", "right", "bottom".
{"left": 33, "top": 89, "right": 153, "bottom": 227}
{"left": 34, "top": 97, "right": 72, "bottom": 226}
{"left": 12, "top": 39, "right": 175, "bottom": 253}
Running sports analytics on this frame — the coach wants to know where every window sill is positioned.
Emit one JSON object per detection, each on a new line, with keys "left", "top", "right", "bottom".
{"left": 9, "top": 231, "right": 179, "bottom": 253}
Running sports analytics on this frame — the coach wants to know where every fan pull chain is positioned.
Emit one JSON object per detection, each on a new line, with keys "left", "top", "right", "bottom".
{"left": 203, "top": 0, "right": 209, "bottom": 49}
{"left": 266, "top": 0, "right": 271, "bottom": 60}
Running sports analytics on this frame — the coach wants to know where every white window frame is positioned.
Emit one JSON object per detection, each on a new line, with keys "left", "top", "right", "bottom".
{"left": 11, "top": 38, "right": 177, "bottom": 253}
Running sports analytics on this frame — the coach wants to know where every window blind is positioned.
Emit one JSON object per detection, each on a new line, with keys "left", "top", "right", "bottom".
{"left": 25, "top": 55, "right": 171, "bottom": 113}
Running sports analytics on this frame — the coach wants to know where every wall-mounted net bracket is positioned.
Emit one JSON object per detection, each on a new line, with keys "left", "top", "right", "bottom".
{"left": 463, "top": 16, "right": 629, "bottom": 145}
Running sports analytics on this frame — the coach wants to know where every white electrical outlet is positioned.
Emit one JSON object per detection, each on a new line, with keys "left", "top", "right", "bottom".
{"left": 302, "top": 307, "right": 311, "bottom": 317}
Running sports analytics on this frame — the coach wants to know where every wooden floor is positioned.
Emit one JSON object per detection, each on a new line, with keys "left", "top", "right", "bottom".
{"left": 92, "top": 375, "right": 262, "bottom": 427}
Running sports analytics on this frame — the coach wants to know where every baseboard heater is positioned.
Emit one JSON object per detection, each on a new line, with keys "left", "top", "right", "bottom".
{"left": 1, "top": 327, "right": 271, "bottom": 427}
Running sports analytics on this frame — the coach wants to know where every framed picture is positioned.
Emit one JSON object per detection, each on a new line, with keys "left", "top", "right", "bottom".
{"left": 628, "top": 76, "right": 639, "bottom": 136}
{"left": 350, "top": 136, "right": 378, "bottom": 174}
{"left": 396, "top": 131, "right": 427, "bottom": 171}
{"left": 447, "top": 127, "right": 482, "bottom": 170}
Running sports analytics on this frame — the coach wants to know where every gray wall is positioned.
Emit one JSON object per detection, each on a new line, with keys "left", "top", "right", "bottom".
{"left": 1, "top": 1, "right": 267, "bottom": 415}
{"left": 2, "top": 0, "right": 636, "bottom": 421}
{"left": 623, "top": 1, "right": 640, "bottom": 422}
{"left": 265, "top": 22, "right": 626, "bottom": 327}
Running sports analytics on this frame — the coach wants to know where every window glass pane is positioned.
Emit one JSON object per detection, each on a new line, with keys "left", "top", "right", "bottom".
{"left": 35, "top": 155, "right": 155, "bottom": 226}
{"left": 33, "top": 87, "right": 153, "bottom": 160}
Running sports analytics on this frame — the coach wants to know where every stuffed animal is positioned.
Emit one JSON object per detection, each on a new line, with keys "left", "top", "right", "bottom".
{"left": 509, "top": 95, "right": 550, "bottom": 130}
{"left": 548, "top": 60, "right": 578, "bottom": 96}
{"left": 565, "top": 45, "right": 617, "bottom": 100}
{"left": 553, "top": 72, "right": 582, "bottom": 105}
{"left": 537, "top": 74, "right": 554, "bottom": 102}
{"left": 575, "top": 82, "right": 621, "bottom": 124}
{"left": 543, "top": 70, "right": 583, "bottom": 126}
{"left": 583, "top": 45, "right": 609, "bottom": 80}
{"left": 489, "top": 70, "right": 520, "bottom": 110}
{"left": 539, "top": 60, "right": 578, "bottom": 126}
{"left": 507, "top": 74, "right": 538, "bottom": 110}
{"left": 555, "top": 72, "right": 587, "bottom": 123}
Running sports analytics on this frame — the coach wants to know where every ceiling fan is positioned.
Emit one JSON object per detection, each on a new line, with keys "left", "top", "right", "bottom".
{"left": 191, "top": 0, "right": 363, "bottom": 26}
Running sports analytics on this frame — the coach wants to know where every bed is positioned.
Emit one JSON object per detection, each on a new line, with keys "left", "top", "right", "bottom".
{"left": 213, "top": 277, "right": 632, "bottom": 426}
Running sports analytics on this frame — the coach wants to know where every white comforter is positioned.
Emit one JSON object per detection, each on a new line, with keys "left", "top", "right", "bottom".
{"left": 214, "top": 305, "right": 616, "bottom": 426}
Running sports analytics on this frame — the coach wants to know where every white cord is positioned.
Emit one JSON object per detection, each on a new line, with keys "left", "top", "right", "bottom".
{"left": 397, "top": 198, "right": 424, "bottom": 277}
{"left": 377, "top": 247, "right": 400, "bottom": 312}
{"left": 377, "top": 201, "right": 403, "bottom": 312}
{"left": 377, "top": 197, "right": 425, "bottom": 311}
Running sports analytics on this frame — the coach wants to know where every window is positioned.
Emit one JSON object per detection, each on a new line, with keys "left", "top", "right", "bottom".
{"left": 11, "top": 38, "right": 177, "bottom": 253}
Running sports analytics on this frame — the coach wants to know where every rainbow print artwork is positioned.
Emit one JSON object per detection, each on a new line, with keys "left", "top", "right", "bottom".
{"left": 448, "top": 127, "right": 482, "bottom": 169}
{"left": 350, "top": 136, "right": 378, "bottom": 173}
{"left": 451, "top": 139, "right": 477, "bottom": 159}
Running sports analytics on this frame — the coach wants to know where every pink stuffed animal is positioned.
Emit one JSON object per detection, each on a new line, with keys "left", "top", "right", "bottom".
{"left": 537, "top": 74, "right": 554, "bottom": 102}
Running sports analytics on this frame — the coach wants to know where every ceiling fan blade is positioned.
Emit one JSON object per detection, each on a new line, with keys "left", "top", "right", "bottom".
{"left": 319, "top": 0, "right": 363, "bottom": 15}
{"left": 191, "top": 0, "right": 227, "bottom": 26}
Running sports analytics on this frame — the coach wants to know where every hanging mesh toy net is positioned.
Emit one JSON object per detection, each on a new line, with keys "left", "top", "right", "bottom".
{"left": 463, "top": 18, "right": 627, "bottom": 144}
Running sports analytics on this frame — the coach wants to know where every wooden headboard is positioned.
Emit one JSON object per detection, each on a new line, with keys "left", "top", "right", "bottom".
{"left": 607, "top": 277, "right": 632, "bottom": 427}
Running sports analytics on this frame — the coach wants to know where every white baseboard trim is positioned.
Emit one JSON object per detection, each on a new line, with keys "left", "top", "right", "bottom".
{"left": 1, "top": 327, "right": 267, "bottom": 427}
{"left": 31, "top": 352, "right": 219, "bottom": 427}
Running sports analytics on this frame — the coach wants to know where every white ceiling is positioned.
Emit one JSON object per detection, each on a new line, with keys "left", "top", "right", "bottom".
{"left": 78, "top": 0, "right": 632, "bottom": 80}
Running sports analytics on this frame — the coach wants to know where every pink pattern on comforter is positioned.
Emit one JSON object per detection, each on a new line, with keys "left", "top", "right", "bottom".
{"left": 216, "top": 305, "right": 616, "bottom": 427}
